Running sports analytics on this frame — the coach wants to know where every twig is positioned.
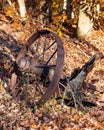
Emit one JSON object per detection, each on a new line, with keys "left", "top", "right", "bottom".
{"left": 59, "top": 81, "right": 67, "bottom": 106}
{"left": 59, "top": 81, "right": 78, "bottom": 109}
{"left": 66, "top": 77, "right": 78, "bottom": 109}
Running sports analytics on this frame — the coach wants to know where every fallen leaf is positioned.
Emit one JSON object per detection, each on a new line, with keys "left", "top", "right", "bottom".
{"left": 20, "top": 120, "right": 30, "bottom": 127}
{"left": 40, "top": 125, "right": 49, "bottom": 130}
{"left": 72, "top": 113, "right": 80, "bottom": 121}
{"left": 0, "top": 85, "right": 6, "bottom": 94}
{"left": 10, "top": 73, "right": 17, "bottom": 90}
{"left": 31, "top": 124, "right": 39, "bottom": 129}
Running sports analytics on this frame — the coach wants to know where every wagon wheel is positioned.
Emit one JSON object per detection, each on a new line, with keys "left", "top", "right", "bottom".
{"left": 14, "top": 28, "right": 64, "bottom": 106}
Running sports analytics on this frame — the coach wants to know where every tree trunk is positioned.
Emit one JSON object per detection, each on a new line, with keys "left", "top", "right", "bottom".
{"left": 37, "top": 0, "right": 52, "bottom": 25}
{"left": 77, "top": 0, "right": 100, "bottom": 37}
{"left": 17, "top": 0, "right": 27, "bottom": 19}
{"left": 63, "top": 0, "right": 67, "bottom": 11}
{"left": 66, "top": 0, "right": 73, "bottom": 19}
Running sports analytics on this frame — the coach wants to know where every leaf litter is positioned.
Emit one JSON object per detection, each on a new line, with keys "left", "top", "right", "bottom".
{"left": 0, "top": 15, "right": 104, "bottom": 130}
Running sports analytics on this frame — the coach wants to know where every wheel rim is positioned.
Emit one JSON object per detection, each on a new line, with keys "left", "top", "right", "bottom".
{"left": 15, "top": 29, "right": 64, "bottom": 105}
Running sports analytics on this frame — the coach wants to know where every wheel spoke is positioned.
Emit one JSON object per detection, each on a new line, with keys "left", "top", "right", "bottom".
{"left": 46, "top": 49, "right": 57, "bottom": 65}
{"left": 39, "top": 41, "right": 56, "bottom": 57}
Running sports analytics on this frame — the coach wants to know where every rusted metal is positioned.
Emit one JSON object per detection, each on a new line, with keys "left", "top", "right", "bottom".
{"left": 16, "top": 28, "right": 64, "bottom": 105}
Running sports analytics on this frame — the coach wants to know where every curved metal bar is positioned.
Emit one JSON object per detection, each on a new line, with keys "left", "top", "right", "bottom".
{"left": 38, "top": 29, "right": 64, "bottom": 105}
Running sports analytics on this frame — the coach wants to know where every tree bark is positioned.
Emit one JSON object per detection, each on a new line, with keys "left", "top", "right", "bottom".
{"left": 77, "top": 0, "right": 100, "bottom": 37}
{"left": 17, "top": 0, "right": 27, "bottom": 19}
{"left": 37, "top": 0, "right": 52, "bottom": 25}
{"left": 66, "top": 0, "right": 73, "bottom": 19}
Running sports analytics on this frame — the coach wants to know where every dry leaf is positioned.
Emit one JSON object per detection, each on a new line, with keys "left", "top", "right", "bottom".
{"left": 31, "top": 124, "right": 39, "bottom": 129}
{"left": 40, "top": 125, "right": 49, "bottom": 130}
{"left": 20, "top": 120, "right": 30, "bottom": 127}
{"left": 0, "top": 86, "right": 6, "bottom": 94}
{"left": 20, "top": 33, "right": 26, "bottom": 41}
{"left": 10, "top": 73, "right": 17, "bottom": 90}
{"left": 72, "top": 113, "right": 80, "bottom": 121}
{"left": 100, "top": 93, "right": 104, "bottom": 101}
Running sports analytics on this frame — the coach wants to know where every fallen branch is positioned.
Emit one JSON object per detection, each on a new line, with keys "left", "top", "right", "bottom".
{"left": 59, "top": 53, "right": 100, "bottom": 109}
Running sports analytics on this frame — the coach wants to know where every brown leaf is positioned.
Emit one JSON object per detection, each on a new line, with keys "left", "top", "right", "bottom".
{"left": 90, "top": 108, "right": 104, "bottom": 122}
{"left": 0, "top": 85, "right": 6, "bottom": 94}
{"left": 10, "top": 73, "right": 17, "bottom": 90}
{"left": 31, "top": 124, "right": 39, "bottom": 129}
{"left": 0, "top": 123, "right": 3, "bottom": 130}
{"left": 72, "top": 113, "right": 80, "bottom": 121}
{"left": 20, "top": 120, "right": 30, "bottom": 127}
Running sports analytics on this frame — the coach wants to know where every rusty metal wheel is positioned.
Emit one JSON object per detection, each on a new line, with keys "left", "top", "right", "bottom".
{"left": 13, "top": 29, "right": 64, "bottom": 106}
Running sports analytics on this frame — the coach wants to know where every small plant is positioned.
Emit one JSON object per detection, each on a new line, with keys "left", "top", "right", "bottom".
{"left": 0, "top": 78, "right": 4, "bottom": 86}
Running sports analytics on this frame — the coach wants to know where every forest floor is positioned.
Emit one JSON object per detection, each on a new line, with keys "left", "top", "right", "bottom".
{"left": 0, "top": 13, "right": 104, "bottom": 130}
